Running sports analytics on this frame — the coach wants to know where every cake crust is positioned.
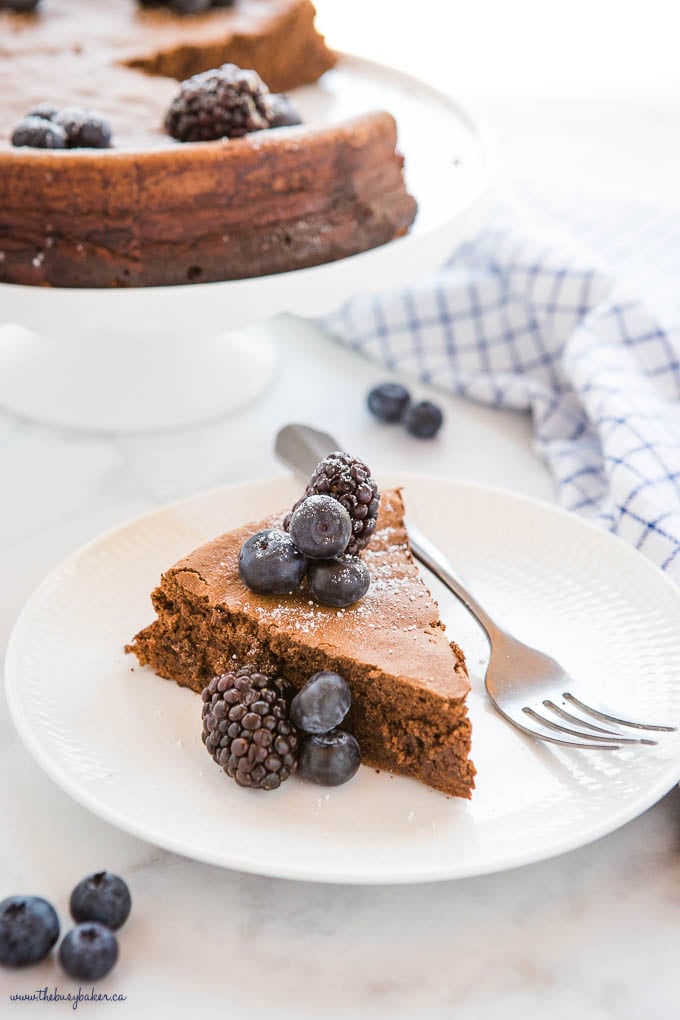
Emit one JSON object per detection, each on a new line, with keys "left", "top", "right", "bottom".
{"left": 128, "top": 489, "right": 475, "bottom": 798}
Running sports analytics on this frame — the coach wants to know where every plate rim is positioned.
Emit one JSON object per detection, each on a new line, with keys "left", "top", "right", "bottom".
{"left": 5, "top": 474, "right": 680, "bottom": 884}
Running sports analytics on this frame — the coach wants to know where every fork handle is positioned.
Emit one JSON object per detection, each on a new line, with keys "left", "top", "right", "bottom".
{"left": 407, "top": 520, "right": 502, "bottom": 642}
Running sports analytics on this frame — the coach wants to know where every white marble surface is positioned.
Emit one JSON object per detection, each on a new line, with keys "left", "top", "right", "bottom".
{"left": 2, "top": 5, "right": 680, "bottom": 1016}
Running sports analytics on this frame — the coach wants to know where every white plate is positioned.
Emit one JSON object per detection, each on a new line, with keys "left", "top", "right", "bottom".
{"left": 5, "top": 476, "right": 680, "bottom": 884}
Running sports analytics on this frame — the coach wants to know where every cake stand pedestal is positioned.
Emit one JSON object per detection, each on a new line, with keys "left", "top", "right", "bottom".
{"left": 0, "top": 55, "right": 493, "bottom": 433}
{"left": 0, "top": 322, "right": 276, "bottom": 432}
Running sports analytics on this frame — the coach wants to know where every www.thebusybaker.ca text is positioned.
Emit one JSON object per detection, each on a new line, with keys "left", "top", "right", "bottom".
{"left": 9, "top": 985, "right": 127, "bottom": 1010}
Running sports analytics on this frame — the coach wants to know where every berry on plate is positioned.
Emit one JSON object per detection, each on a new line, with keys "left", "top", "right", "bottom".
{"left": 289, "top": 494, "right": 352, "bottom": 560}
{"left": 307, "top": 556, "right": 371, "bottom": 608}
{"left": 298, "top": 730, "right": 361, "bottom": 786}
{"left": 239, "top": 529, "right": 307, "bottom": 595}
{"left": 290, "top": 670, "right": 352, "bottom": 735}
{"left": 202, "top": 668, "right": 299, "bottom": 790}
{"left": 286, "top": 452, "right": 380, "bottom": 557}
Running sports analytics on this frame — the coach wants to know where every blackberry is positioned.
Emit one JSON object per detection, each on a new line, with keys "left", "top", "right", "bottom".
{"left": 201, "top": 668, "right": 299, "bottom": 791}
{"left": 165, "top": 63, "right": 271, "bottom": 142}
{"left": 286, "top": 452, "right": 380, "bottom": 557}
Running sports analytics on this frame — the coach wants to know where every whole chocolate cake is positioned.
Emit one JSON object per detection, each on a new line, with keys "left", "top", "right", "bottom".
{"left": 0, "top": 0, "right": 417, "bottom": 287}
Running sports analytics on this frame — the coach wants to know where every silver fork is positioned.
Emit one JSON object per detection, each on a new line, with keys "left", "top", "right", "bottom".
{"left": 275, "top": 424, "right": 676, "bottom": 750}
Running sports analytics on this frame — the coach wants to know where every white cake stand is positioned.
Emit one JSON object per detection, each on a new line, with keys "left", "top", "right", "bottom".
{"left": 0, "top": 55, "right": 494, "bottom": 432}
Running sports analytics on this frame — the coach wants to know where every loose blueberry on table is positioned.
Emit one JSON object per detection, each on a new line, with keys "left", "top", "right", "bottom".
{"left": 367, "top": 382, "right": 411, "bottom": 422}
{"left": 70, "top": 872, "right": 132, "bottom": 931}
{"left": 404, "top": 400, "right": 444, "bottom": 439}
{"left": 0, "top": 896, "right": 59, "bottom": 968}
{"left": 59, "top": 923, "right": 119, "bottom": 981}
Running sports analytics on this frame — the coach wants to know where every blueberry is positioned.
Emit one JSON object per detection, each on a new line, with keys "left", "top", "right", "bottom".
{"left": 55, "top": 108, "right": 112, "bottom": 149}
{"left": 307, "top": 556, "right": 370, "bottom": 608}
{"left": 59, "top": 923, "right": 118, "bottom": 981}
{"left": 0, "top": 1, "right": 41, "bottom": 11}
{"left": 404, "top": 400, "right": 444, "bottom": 438}
{"left": 239, "top": 529, "right": 307, "bottom": 595}
{"left": 168, "top": 0, "right": 212, "bottom": 11}
{"left": 11, "top": 116, "right": 67, "bottom": 149}
{"left": 0, "top": 896, "right": 59, "bottom": 968}
{"left": 298, "top": 730, "right": 361, "bottom": 786}
{"left": 291, "top": 671, "right": 351, "bottom": 735}
{"left": 70, "top": 872, "right": 131, "bottom": 931}
{"left": 289, "top": 495, "right": 352, "bottom": 560}
{"left": 265, "top": 94, "right": 302, "bottom": 128}
{"left": 367, "top": 382, "right": 411, "bottom": 423}
{"left": 26, "top": 102, "right": 59, "bottom": 121}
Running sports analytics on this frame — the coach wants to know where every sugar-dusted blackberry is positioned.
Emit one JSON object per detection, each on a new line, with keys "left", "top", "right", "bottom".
{"left": 201, "top": 668, "right": 299, "bottom": 791}
{"left": 286, "top": 452, "right": 380, "bottom": 556}
{"left": 165, "top": 63, "right": 271, "bottom": 142}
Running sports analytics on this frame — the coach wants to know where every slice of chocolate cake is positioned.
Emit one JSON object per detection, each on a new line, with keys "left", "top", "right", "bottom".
{"left": 128, "top": 488, "right": 475, "bottom": 798}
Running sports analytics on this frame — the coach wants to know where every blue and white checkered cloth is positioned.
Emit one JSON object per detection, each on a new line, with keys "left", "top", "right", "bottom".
{"left": 322, "top": 200, "right": 680, "bottom": 584}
